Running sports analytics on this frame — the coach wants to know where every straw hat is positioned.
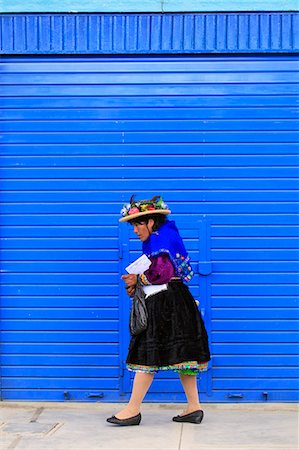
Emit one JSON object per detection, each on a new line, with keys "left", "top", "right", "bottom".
{"left": 119, "top": 195, "right": 171, "bottom": 222}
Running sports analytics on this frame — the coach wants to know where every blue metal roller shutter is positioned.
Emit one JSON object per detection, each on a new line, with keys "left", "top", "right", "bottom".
{"left": 0, "top": 56, "right": 298, "bottom": 402}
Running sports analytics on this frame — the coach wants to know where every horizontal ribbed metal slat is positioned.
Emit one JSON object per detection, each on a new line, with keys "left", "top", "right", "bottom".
{"left": 0, "top": 55, "right": 298, "bottom": 402}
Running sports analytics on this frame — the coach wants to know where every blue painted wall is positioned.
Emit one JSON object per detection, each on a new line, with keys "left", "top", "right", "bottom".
{"left": 1, "top": 13, "right": 299, "bottom": 54}
{"left": 0, "top": 11, "right": 298, "bottom": 403}
{"left": 0, "top": 0, "right": 298, "bottom": 12}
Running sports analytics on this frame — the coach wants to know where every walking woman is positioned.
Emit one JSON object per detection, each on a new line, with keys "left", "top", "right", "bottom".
{"left": 107, "top": 196, "right": 211, "bottom": 426}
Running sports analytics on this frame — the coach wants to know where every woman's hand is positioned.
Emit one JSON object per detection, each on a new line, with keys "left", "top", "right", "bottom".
{"left": 121, "top": 274, "right": 138, "bottom": 297}
{"left": 126, "top": 286, "right": 135, "bottom": 297}
{"left": 121, "top": 274, "right": 138, "bottom": 287}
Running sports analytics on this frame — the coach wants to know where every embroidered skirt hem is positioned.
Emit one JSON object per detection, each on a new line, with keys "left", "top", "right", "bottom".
{"left": 127, "top": 360, "right": 208, "bottom": 375}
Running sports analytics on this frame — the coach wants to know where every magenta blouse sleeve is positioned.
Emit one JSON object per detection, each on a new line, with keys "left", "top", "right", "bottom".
{"left": 142, "top": 254, "right": 176, "bottom": 285}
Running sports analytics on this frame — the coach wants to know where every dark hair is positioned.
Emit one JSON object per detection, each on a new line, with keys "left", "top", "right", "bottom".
{"left": 129, "top": 214, "right": 166, "bottom": 232}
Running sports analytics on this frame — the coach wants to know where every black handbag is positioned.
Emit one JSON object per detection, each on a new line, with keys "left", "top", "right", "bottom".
{"left": 129, "top": 278, "right": 148, "bottom": 336}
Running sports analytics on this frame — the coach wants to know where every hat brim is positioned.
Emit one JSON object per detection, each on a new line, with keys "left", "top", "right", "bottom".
{"left": 119, "top": 209, "right": 171, "bottom": 222}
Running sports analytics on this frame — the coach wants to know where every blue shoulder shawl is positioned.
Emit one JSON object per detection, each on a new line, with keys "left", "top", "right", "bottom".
{"left": 142, "top": 220, "right": 194, "bottom": 282}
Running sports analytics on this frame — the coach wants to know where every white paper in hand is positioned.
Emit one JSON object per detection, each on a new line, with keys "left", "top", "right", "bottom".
{"left": 125, "top": 254, "right": 151, "bottom": 274}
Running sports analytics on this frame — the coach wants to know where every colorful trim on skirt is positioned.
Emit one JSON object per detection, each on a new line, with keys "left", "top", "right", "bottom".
{"left": 127, "top": 360, "right": 208, "bottom": 375}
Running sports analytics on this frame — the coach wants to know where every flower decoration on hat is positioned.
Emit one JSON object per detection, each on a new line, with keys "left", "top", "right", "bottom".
{"left": 119, "top": 195, "right": 171, "bottom": 222}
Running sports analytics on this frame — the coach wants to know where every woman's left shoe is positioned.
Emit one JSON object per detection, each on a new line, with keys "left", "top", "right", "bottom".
{"left": 172, "top": 409, "right": 204, "bottom": 424}
{"left": 106, "top": 412, "right": 141, "bottom": 426}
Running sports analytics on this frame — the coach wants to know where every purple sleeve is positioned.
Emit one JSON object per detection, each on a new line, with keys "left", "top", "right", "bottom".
{"left": 143, "top": 254, "right": 176, "bottom": 284}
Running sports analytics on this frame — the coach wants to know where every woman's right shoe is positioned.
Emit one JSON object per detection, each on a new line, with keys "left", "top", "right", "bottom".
{"left": 172, "top": 409, "right": 204, "bottom": 424}
{"left": 106, "top": 412, "right": 141, "bottom": 426}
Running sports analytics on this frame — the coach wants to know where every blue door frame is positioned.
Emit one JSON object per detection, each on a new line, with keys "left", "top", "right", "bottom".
{"left": 119, "top": 217, "right": 213, "bottom": 402}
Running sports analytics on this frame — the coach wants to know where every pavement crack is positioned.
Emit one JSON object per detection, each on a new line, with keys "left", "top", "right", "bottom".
{"left": 178, "top": 423, "right": 183, "bottom": 450}
{"left": 30, "top": 407, "right": 44, "bottom": 423}
{"left": 46, "top": 422, "right": 64, "bottom": 436}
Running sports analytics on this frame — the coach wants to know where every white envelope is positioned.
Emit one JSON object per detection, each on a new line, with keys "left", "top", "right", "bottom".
{"left": 125, "top": 254, "right": 151, "bottom": 274}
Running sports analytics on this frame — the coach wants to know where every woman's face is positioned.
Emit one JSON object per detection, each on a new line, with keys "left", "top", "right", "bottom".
{"left": 132, "top": 219, "right": 154, "bottom": 242}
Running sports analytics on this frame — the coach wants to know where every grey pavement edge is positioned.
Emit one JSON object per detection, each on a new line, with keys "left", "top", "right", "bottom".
{"left": 0, "top": 402, "right": 298, "bottom": 450}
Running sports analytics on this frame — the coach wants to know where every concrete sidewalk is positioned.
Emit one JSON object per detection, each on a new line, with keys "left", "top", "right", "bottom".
{"left": 0, "top": 402, "right": 298, "bottom": 450}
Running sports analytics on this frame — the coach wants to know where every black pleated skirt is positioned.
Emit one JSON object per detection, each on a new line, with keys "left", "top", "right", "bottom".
{"left": 126, "top": 281, "right": 211, "bottom": 370}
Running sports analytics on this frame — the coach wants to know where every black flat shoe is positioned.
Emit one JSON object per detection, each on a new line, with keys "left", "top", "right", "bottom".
{"left": 106, "top": 412, "right": 141, "bottom": 426}
{"left": 172, "top": 409, "right": 204, "bottom": 424}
